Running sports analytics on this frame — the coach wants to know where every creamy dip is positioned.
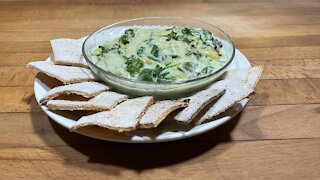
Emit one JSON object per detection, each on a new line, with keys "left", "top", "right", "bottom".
{"left": 91, "top": 27, "right": 226, "bottom": 82}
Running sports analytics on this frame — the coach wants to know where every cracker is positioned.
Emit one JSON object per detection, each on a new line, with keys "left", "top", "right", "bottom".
{"left": 70, "top": 96, "right": 154, "bottom": 132}
{"left": 196, "top": 66, "right": 263, "bottom": 125}
{"left": 40, "top": 82, "right": 110, "bottom": 104}
{"left": 223, "top": 66, "right": 262, "bottom": 82}
{"left": 45, "top": 91, "right": 128, "bottom": 111}
{"left": 27, "top": 61, "right": 98, "bottom": 84}
{"left": 140, "top": 100, "right": 188, "bottom": 128}
{"left": 50, "top": 38, "right": 88, "bottom": 67}
{"left": 174, "top": 88, "right": 225, "bottom": 123}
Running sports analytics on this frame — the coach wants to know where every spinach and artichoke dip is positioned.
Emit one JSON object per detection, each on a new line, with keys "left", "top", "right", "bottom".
{"left": 91, "top": 27, "right": 226, "bottom": 82}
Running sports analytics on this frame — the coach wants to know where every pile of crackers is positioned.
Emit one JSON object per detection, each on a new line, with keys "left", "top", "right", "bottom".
{"left": 28, "top": 38, "right": 263, "bottom": 132}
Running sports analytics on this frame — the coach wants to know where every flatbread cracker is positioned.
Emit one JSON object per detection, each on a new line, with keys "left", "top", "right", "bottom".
{"left": 196, "top": 66, "right": 263, "bottom": 125}
{"left": 70, "top": 96, "right": 154, "bottom": 132}
{"left": 46, "top": 91, "right": 128, "bottom": 111}
{"left": 174, "top": 88, "right": 225, "bottom": 123}
{"left": 223, "top": 66, "right": 261, "bottom": 81}
{"left": 40, "top": 82, "right": 110, "bottom": 104}
{"left": 140, "top": 100, "right": 188, "bottom": 128}
{"left": 51, "top": 38, "right": 88, "bottom": 67}
{"left": 27, "top": 61, "right": 98, "bottom": 84}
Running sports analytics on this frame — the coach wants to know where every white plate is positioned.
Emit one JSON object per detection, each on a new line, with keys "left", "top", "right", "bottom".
{"left": 34, "top": 49, "right": 251, "bottom": 143}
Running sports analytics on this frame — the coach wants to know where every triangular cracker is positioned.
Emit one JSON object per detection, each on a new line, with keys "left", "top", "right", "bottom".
{"left": 51, "top": 38, "right": 88, "bottom": 67}
{"left": 196, "top": 66, "right": 263, "bottom": 125}
{"left": 40, "top": 82, "right": 110, "bottom": 104}
{"left": 223, "top": 66, "right": 262, "bottom": 81}
{"left": 27, "top": 61, "right": 98, "bottom": 84}
{"left": 45, "top": 91, "right": 127, "bottom": 111}
{"left": 174, "top": 88, "right": 225, "bottom": 123}
{"left": 70, "top": 96, "right": 154, "bottom": 132}
{"left": 140, "top": 100, "right": 188, "bottom": 128}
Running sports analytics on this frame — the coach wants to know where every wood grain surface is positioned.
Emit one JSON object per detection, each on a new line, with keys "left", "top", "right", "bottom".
{"left": 0, "top": 0, "right": 319, "bottom": 179}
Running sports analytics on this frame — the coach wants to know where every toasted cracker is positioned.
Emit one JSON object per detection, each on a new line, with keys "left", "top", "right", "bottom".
{"left": 174, "top": 88, "right": 225, "bottom": 123}
{"left": 27, "top": 61, "right": 98, "bottom": 84}
{"left": 140, "top": 100, "right": 188, "bottom": 128}
{"left": 70, "top": 96, "right": 154, "bottom": 132}
{"left": 50, "top": 38, "right": 88, "bottom": 67}
{"left": 45, "top": 91, "right": 128, "bottom": 111}
{"left": 40, "top": 82, "right": 110, "bottom": 104}
{"left": 196, "top": 66, "right": 263, "bottom": 125}
{"left": 223, "top": 66, "right": 262, "bottom": 81}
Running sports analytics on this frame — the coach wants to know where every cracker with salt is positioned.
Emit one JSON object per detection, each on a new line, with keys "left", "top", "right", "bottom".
{"left": 140, "top": 100, "right": 188, "bottom": 128}
{"left": 51, "top": 38, "right": 88, "bottom": 67}
{"left": 40, "top": 82, "right": 110, "bottom": 104}
{"left": 223, "top": 66, "right": 260, "bottom": 80}
{"left": 70, "top": 96, "right": 154, "bottom": 132}
{"left": 27, "top": 61, "right": 98, "bottom": 84}
{"left": 196, "top": 66, "right": 263, "bottom": 125}
{"left": 174, "top": 88, "right": 225, "bottom": 123}
{"left": 45, "top": 91, "right": 127, "bottom": 111}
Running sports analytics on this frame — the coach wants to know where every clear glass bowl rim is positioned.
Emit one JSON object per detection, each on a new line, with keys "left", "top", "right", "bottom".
{"left": 82, "top": 16, "right": 236, "bottom": 85}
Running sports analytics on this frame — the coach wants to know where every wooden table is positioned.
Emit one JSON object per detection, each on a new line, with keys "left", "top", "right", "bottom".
{"left": 1, "top": 0, "right": 319, "bottom": 179}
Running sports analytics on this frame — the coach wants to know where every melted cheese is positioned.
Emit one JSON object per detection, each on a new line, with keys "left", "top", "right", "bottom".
{"left": 91, "top": 27, "right": 227, "bottom": 82}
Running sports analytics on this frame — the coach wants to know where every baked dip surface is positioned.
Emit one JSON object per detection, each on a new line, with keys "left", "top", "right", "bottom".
{"left": 91, "top": 27, "right": 227, "bottom": 82}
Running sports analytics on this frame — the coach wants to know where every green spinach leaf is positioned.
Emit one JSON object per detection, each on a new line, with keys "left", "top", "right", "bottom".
{"left": 139, "top": 69, "right": 154, "bottom": 81}
{"left": 125, "top": 56, "right": 144, "bottom": 75}
{"left": 151, "top": 45, "right": 159, "bottom": 57}
{"left": 120, "top": 29, "right": 135, "bottom": 45}
{"left": 138, "top": 65, "right": 176, "bottom": 82}
{"left": 137, "top": 47, "right": 145, "bottom": 56}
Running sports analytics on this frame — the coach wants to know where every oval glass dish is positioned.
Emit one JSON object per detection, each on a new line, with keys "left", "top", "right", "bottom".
{"left": 82, "top": 17, "right": 235, "bottom": 98}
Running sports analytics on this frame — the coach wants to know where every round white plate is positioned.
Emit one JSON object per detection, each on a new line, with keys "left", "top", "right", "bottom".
{"left": 34, "top": 49, "right": 251, "bottom": 143}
